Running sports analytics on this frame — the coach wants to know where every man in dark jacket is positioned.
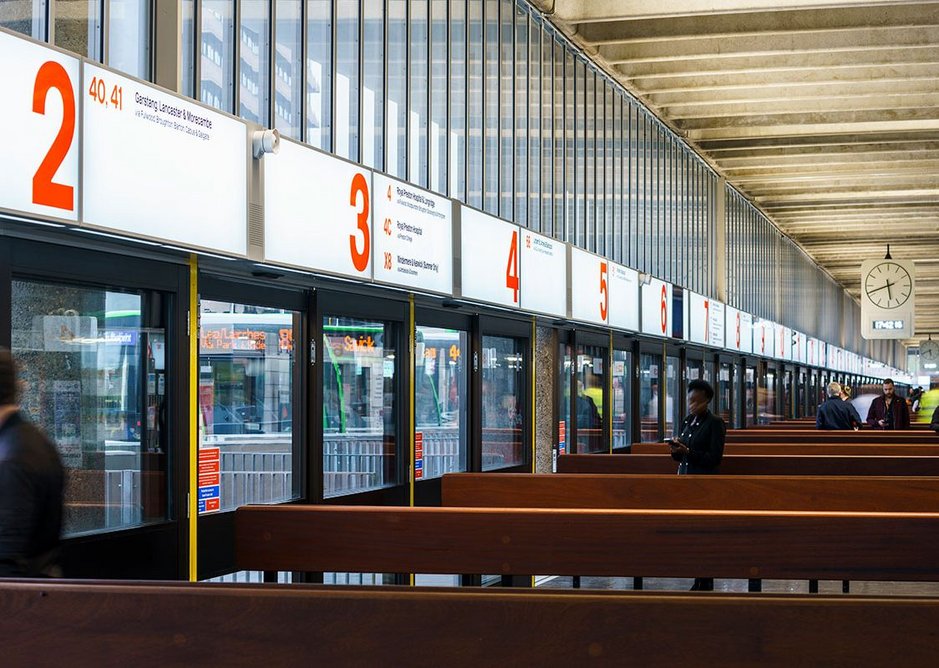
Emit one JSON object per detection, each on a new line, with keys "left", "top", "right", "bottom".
{"left": 0, "top": 349, "right": 64, "bottom": 577}
{"left": 816, "top": 382, "right": 861, "bottom": 430}
{"left": 668, "top": 379, "right": 725, "bottom": 591}
{"left": 866, "top": 379, "right": 911, "bottom": 430}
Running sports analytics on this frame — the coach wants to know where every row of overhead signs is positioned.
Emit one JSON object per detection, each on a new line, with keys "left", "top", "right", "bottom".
{"left": 0, "top": 28, "right": 899, "bottom": 379}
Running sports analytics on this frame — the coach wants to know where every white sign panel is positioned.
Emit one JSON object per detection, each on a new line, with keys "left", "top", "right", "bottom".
{"left": 83, "top": 63, "right": 247, "bottom": 255}
{"left": 807, "top": 337, "right": 818, "bottom": 366}
{"left": 519, "top": 230, "right": 567, "bottom": 318}
{"left": 753, "top": 319, "right": 775, "bottom": 358}
{"left": 819, "top": 341, "right": 827, "bottom": 368}
{"left": 0, "top": 31, "right": 80, "bottom": 222}
{"left": 687, "top": 292, "right": 709, "bottom": 345}
{"left": 608, "top": 263, "right": 639, "bottom": 332}
{"left": 708, "top": 301, "right": 725, "bottom": 349}
{"left": 460, "top": 206, "right": 520, "bottom": 309}
{"left": 641, "top": 278, "right": 672, "bottom": 338}
{"left": 725, "top": 307, "right": 752, "bottom": 354}
{"left": 265, "top": 139, "right": 373, "bottom": 278}
{"left": 776, "top": 325, "right": 791, "bottom": 361}
{"left": 371, "top": 174, "right": 452, "bottom": 294}
{"left": 570, "top": 247, "right": 609, "bottom": 326}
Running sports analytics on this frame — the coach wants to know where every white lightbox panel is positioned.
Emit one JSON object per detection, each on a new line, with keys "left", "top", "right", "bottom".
{"left": 608, "top": 263, "right": 639, "bottom": 332}
{"left": 519, "top": 229, "right": 567, "bottom": 318}
{"left": 641, "top": 278, "right": 672, "bottom": 337}
{"left": 82, "top": 63, "right": 247, "bottom": 254}
{"left": 570, "top": 247, "right": 609, "bottom": 326}
{"left": 460, "top": 206, "right": 520, "bottom": 309}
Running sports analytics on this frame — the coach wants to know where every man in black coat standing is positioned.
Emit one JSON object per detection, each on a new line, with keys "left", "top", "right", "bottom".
{"left": 0, "top": 348, "right": 64, "bottom": 577}
{"left": 667, "top": 379, "right": 726, "bottom": 591}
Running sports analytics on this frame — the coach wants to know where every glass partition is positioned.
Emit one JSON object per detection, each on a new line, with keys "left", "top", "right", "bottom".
{"left": 11, "top": 279, "right": 168, "bottom": 536}
{"left": 557, "top": 340, "right": 572, "bottom": 465}
{"left": 718, "top": 362, "right": 732, "bottom": 426}
{"left": 575, "top": 344, "right": 606, "bottom": 453}
{"left": 745, "top": 364, "right": 756, "bottom": 427}
{"left": 198, "top": 301, "right": 299, "bottom": 512}
{"left": 415, "top": 326, "right": 468, "bottom": 479}
{"left": 481, "top": 335, "right": 525, "bottom": 470}
{"left": 322, "top": 317, "right": 398, "bottom": 497}
{"left": 639, "top": 352, "right": 659, "bottom": 441}
{"left": 665, "top": 354, "right": 679, "bottom": 437}
{"left": 612, "top": 349, "right": 632, "bottom": 449}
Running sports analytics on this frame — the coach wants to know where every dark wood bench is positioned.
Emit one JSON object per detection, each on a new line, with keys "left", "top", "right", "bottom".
{"left": 630, "top": 442, "right": 939, "bottom": 456}
{"left": 557, "top": 453, "right": 939, "bottom": 475}
{"left": 234, "top": 505, "right": 939, "bottom": 583}
{"left": 727, "top": 430, "right": 936, "bottom": 443}
{"left": 4, "top": 580, "right": 939, "bottom": 666}
{"left": 441, "top": 473, "right": 939, "bottom": 512}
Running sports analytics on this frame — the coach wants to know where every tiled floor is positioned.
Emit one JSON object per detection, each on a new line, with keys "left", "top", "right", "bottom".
{"left": 536, "top": 576, "right": 939, "bottom": 596}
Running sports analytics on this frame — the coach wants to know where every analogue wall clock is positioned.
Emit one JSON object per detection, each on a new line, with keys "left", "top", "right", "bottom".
{"left": 921, "top": 339, "right": 939, "bottom": 364}
{"left": 863, "top": 261, "right": 912, "bottom": 310}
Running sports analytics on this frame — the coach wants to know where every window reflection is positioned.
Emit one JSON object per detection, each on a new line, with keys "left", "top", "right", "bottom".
{"left": 575, "top": 345, "right": 605, "bottom": 453}
{"left": 274, "top": 0, "right": 302, "bottom": 138}
{"left": 12, "top": 280, "right": 168, "bottom": 536}
{"left": 415, "top": 326, "right": 467, "bottom": 479}
{"left": 55, "top": 0, "right": 101, "bottom": 60}
{"left": 322, "top": 317, "right": 397, "bottom": 497}
{"left": 557, "top": 341, "right": 571, "bottom": 468}
{"left": 481, "top": 335, "right": 525, "bottom": 470}
{"left": 0, "top": 0, "right": 47, "bottom": 39}
{"left": 107, "top": 0, "right": 149, "bottom": 80}
{"left": 201, "top": 0, "right": 234, "bottom": 112}
{"left": 362, "top": 0, "right": 384, "bottom": 168}
{"left": 387, "top": 0, "right": 406, "bottom": 177}
{"left": 198, "top": 301, "right": 299, "bottom": 512}
{"left": 239, "top": 0, "right": 270, "bottom": 125}
{"left": 745, "top": 365, "right": 756, "bottom": 427}
{"left": 639, "top": 352, "right": 664, "bottom": 441}
{"left": 336, "top": 0, "right": 359, "bottom": 160}
{"left": 306, "top": 0, "right": 331, "bottom": 150}
{"left": 665, "top": 354, "right": 679, "bottom": 437}
{"left": 718, "top": 362, "right": 732, "bottom": 426}
{"left": 612, "top": 349, "right": 631, "bottom": 449}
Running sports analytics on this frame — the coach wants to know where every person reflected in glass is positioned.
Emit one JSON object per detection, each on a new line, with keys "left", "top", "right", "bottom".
{"left": 666, "top": 379, "right": 726, "bottom": 592}
{"left": 0, "top": 349, "right": 64, "bottom": 577}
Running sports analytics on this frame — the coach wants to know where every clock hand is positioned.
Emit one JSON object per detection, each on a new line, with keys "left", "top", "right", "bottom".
{"left": 867, "top": 283, "right": 891, "bottom": 295}
{"left": 886, "top": 280, "right": 893, "bottom": 301}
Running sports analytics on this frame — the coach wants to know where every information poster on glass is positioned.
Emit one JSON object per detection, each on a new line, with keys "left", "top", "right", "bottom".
{"left": 371, "top": 173, "right": 453, "bottom": 295}
{"left": 83, "top": 62, "right": 248, "bottom": 255}
{"left": 708, "top": 300, "right": 726, "bottom": 349}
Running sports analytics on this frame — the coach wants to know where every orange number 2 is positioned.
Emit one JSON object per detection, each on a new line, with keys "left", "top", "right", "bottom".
{"left": 32, "top": 61, "right": 75, "bottom": 211}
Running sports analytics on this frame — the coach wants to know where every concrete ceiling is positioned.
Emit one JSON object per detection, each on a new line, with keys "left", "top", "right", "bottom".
{"left": 535, "top": 0, "right": 939, "bottom": 345}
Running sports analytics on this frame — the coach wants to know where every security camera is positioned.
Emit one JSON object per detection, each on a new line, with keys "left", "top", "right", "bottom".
{"left": 252, "top": 128, "right": 280, "bottom": 158}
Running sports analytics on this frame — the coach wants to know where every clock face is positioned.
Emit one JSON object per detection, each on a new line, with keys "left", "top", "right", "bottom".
{"left": 921, "top": 340, "right": 939, "bottom": 363}
{"left": 864, "top": 262, "right": 912, "bottom": 309}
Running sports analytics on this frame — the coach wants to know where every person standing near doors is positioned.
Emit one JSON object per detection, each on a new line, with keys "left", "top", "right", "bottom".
{"left": 866, "top": 378, "right": 910, "bottom": 430}
{"left": 0, "top": 349, "right": 65, "bottom": 577}
{"left": 667, "top": 379, "right": 726, "bottom": 592}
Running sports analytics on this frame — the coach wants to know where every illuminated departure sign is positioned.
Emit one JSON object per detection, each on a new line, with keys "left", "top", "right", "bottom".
{"left": 570, "top": 247, "right": 609, "bottom": 326}
{"left": 265, "top": 138, "right": 373, "bottom": 279}
{"left": 641, "top": 278, "right": 672, "bottom": 337}
{"left": 372, "top": 173, "right": 453, "bottom": 295}
{"left": 0, "top": 30, "right": 80, "bottom": 222}
{"left": 459, "top": 206, "right": 520, "bottom": 309}
{"left": 520, "top": 230, "right": 567, "bottom": 318}
{"left": 608, "top": 263, "right": 639, "bottom": 332}
{"left": 83, "top": 63, "right": 248, "bottom": 255}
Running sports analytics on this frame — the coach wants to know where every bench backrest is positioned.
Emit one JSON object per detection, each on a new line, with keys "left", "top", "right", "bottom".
{"left": 630, "top": 442, "right": 939, "bottom": 456}
{"left": 441, "top": 473, "right": 939, "bottom": 512}
{"left": 556, "top": 453, "right": 939, "bottom": 475}
{"left": 235, "top": 504, "right": 939, "bottom": 582}
{"left": 3, "top": 580, "right": 938, "bottom": 666}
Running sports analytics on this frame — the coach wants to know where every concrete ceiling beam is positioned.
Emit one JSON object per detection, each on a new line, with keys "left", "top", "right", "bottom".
{"left": 576, "top": 4, "right": 939, "bottom": 44}
{"left": 667, "top": 93, "right": 939, "bottom": 120}
{"left": 678, "top": 108, "right": 939, "bottom": 133}
{"left": 599, "top": 25, "right": 939, "bottom": 63}
{"left": 726, "top": 160, "right": 939, "bottom": 179}
{"left": 689, "top": 119, "right": 939, "bottom": 141}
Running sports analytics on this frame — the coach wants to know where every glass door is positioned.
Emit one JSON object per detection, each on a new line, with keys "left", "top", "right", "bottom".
{"left": 478, "top": 316, "right": 530, "bottom": 472}
{"left": 318, "top": 292, "right": 408, "bottom": 505}
{"left": 414, "top": 309, "right": 470, "bottom": 506}
{"left": 638, "top": 347, "right": 662, "bottom": 441}
{"left": 611, "top": 337, "right": 634, "bottom": 451}
{"left": 574, "top": 332, "right": 609, "bottom": 454}
{"left": 759, "top": 362, "right": 779, "bottom": 425}
{"left": 718, "top": 359, "right": 733, "bottom": 427}
{"left": 744, "top": 361, "right": 757, "bottom": 427}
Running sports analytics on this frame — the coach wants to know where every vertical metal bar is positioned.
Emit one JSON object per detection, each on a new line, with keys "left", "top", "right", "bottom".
{"left": 194, "top": 0, "right": 203, "bottom": 101}
{"left": 233, "top": 0, "right": 241, "bottom": 115}
{"left": 101, "top": 0, "right": 109, "bottom": 64}
{"left": 300, "top": 0, "right": 308, "bottom": 142}
{"left": 269, "top": 0, "right": 278, "bottom": 128}
{"left": 357, "top": 0, "right": 364, "bottom": 163}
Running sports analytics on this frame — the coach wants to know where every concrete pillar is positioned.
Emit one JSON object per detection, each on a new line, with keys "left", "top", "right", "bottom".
{"left": 153, "top": 1, "right": 182, "bottom": 94}
{"left": 534, "top": 325, "right": 557, "bottom": 474}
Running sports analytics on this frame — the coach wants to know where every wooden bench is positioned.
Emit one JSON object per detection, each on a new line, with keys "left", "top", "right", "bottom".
{"left": 441, "top": 473, "right": 939, "bottom": 512}
{"left": 630, "top": 442, "right": 939, "bottom": 456}
{"left": 557, "top": 453, "right": 939, "bottom": 475}
{"left": 4, "top": 580, "right": 939, "bottom": 666}
{"left": 234, "top": 505, "right": 939, "bottom": 584}
{"left": 726, "top": 430, "right": 936, "bottom": 443}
